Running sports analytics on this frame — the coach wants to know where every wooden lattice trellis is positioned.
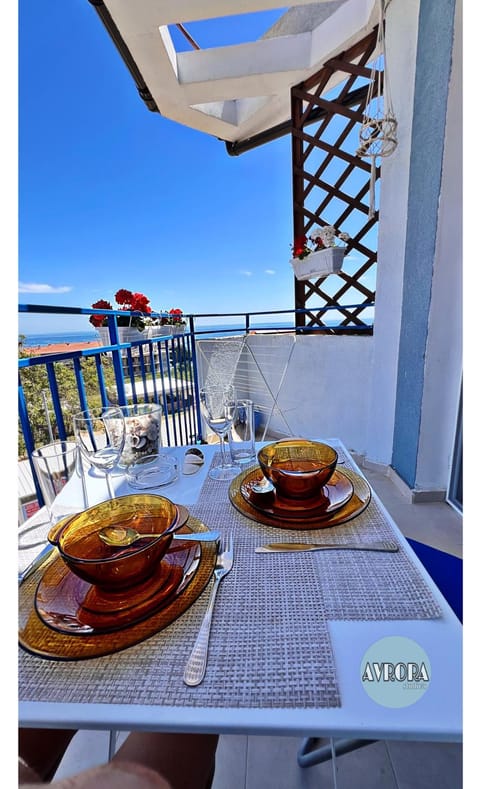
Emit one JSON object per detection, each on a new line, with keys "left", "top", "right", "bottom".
{"left": 291, "top": 28, "right": 381, "bottom": 333}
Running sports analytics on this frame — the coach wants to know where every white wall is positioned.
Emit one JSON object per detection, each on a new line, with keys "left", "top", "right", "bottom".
{"left": 197, "top": 332, "right": 374, "bottom": 452}
{"left": 365, "top": 0, "right": 420, "bottom": 467}
{"left": 416, "top": 0, "right": 462, "bottom": 492}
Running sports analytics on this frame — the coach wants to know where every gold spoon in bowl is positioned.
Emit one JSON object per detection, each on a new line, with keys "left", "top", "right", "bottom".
{"left": 98, "top": 525, "right": 220, "bottom": 548}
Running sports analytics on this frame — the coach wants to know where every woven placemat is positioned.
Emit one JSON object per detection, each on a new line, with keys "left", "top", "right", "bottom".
{"left": 191, "top": 449, "right": 441, "bottom": 621}
{"left": 19, "top": 510, "right": 340, "bottom": 709}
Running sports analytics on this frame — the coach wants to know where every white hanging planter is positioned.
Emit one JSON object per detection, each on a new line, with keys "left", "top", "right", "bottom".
{"left": 289, "top": 247, "right": 345, "bottom": 281}
{"left": 169, "top": 324, "right": 186, "bottom": 335}
{"left": 97, "top": 324, "right": 185, "bottom": 344}
{"left": 96, "top": 326, "right": 146, "bottom": 345}
{"left": 118, "top": 327, "right": 146, "bottom": 343}
{"left": 96, "top": 327, "right": 112, "bottom": 346}
{"left": 146, "top": 325, "right": 171, "bottom": 338}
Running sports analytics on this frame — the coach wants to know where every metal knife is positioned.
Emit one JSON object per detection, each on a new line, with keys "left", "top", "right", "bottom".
{"left": 18, "top": 511, "right": 79, "bottom": 586}
{"left": 255, "top": 541, "right": 399, "bottom": 554}
{"left": 173, "top": 531, "right": 220, "bottom": 542}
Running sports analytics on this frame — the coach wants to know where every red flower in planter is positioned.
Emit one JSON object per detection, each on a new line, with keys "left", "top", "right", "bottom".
{"left": 90, "top": 299, "right": 113, "bottom": 327}
{"left": 131, "top": 293, "right": 152, "bottom": 314}
{"left": 168, "top": 308, "right": 184, "bottom": 325}
{"left": 312, "top": 236, "right": 325, "bottom": 251}
{"left": 115, "top": 289, "right": 133, "bottom": 305}
{"left": 291, "top": 226, "right": 350, "bottom": 261}
{"left": 91, "top": 290, "right": 152, "bottom": 330}
{"left": 292, "top": 235, "right": 309, "bottom": 259}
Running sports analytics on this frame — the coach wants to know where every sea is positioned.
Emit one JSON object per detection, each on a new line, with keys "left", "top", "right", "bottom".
{"left": 20, "top": 322, "right": 298, "bottom": 348}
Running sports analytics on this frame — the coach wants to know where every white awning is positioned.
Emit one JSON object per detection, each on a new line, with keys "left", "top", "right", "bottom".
{"left": 93, "top": 1, "right": 379, "bottom": 143}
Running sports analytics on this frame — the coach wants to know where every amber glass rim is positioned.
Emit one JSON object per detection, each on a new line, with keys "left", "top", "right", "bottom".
{"left": 55, "top": 495, "right": 180, "bottom": 564}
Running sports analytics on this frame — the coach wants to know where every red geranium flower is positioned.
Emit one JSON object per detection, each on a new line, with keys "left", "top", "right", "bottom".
{"left": 312, "top": 236, "right": 325, "bottom": 251}
{"left": 89, "top": 299, "right": 113, "bottom": 327}
{"left": 91, "top": 290, "right": 153, "bottom": 330}
{"left": 292, "top": 235, "right": 308, "bottom": 258}
{"left": 115, "top": 289, "right": 133, "bottom": 306}
{"left": 131, "top": 293, "right": 151, "bottom": 314}
{"left": 169, "top": 308, "right": 184, "bottom": 324}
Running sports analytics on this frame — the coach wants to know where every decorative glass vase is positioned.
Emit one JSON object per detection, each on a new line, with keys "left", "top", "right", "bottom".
{"left": 117, "top": 403, "right": 162, "bottom": 467}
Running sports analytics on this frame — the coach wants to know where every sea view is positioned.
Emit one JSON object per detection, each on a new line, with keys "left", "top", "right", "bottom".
{"left": 19, "top": 321, "right": 298, "bottom": 348}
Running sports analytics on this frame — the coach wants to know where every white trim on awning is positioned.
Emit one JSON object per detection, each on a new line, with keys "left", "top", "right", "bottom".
{"left": 99, "top": 0, "right": 379, "bottom": 141}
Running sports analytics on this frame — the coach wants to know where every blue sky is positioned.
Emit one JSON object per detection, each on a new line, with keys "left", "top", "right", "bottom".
{"left": 18, "top": 1, "right": 298, "bottom": 335}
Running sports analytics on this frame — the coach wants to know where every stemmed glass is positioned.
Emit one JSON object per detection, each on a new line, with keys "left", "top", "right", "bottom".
{"left": 199, "top": 385, "right": 241, "bottom": 481}
{"left": 73, "top": 406, "right": 126, "bottom": 499}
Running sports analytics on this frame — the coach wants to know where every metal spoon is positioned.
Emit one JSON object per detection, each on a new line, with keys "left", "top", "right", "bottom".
{"left": 98, "top": 525, "right": 219, "bottom": 547}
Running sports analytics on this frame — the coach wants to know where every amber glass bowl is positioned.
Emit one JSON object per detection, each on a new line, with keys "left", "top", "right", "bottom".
{"left": 48, "top": 494, "right": 179, "bottom": 591}
{"left": 257, "top": 439, "right": 338, "bottom": 500}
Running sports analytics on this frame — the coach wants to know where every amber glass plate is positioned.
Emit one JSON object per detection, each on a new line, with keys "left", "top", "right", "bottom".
{"left": 18, "top": 518, "right": 216, "bottom": 660}
{"left": 240, "top": 468, "right": 354, "bottom": 520}
{"left": 229, "top": 466, "right": 371, "bottom": 530}
{"left": 36, "top": 549, "right": 188, "bottom": 635}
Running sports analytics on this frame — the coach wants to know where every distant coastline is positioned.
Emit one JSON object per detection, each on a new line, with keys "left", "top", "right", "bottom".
{"left": 19, "top": 322, "right": 297, "bottom": 348}
{"left": 20, "top": 331, "right": 99, "bottom": 348}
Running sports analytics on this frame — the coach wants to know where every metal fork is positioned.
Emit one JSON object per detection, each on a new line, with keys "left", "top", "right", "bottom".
{"left": 183, "top": 534, "right": 234, "bottom": 686}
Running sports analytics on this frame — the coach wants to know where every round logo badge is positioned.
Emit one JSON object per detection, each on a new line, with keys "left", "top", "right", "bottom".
{"left": 360, "top": 636, "right": 431, "bottom": 708}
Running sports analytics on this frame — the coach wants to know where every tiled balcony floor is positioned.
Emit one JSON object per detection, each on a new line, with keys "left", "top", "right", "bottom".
{"left": 49, "top": 465, "right": 463, "bottom": 788}
{"left": 54, "top": 730, "right": 462, "bottom": 789}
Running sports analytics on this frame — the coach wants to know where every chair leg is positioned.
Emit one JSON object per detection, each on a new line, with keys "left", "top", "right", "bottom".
{"left": 108, "top": 730, "right": 118, "bottom": 760}
{"left": 297, "top": 737, "right": 377, "bottom": 768}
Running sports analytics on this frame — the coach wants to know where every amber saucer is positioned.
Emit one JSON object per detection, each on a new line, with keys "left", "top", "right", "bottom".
{"left": 240, "top": 468, "right": 354, "bottom": 521}
{"left": 229, "top": 466, "right": 371, "bottom": 530}
{"left": 18, "top": 517, "right": 217, "bottom": 660}
{"left": 35, "top": 549, "right": 191, "bottom": 635}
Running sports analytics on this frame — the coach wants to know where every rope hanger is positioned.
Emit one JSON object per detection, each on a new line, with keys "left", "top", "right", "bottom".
{"left": 356, "top": 0, "right": 398, "bottom": 218}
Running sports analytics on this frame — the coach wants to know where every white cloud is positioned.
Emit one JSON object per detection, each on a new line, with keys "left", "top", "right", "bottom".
{"left": 18, "top": 282, "right": 73, "bottom": 294}
{"left": 239, "top": 270, "right": 253, "bottom": 277}
{"left": 264, "top": 269, "right": 276, "bottom": 275}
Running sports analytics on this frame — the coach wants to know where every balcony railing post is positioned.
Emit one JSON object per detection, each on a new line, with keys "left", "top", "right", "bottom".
{"left": 108, "top": 316, "right": 128, "bottom": 406}
{"left": 188, "top": 315, "right": 203, "bottom": 442}
{"left": 18, "top": 376, "right": 45, "bottom": 507}
{"left": 46, "top": 362, "right": 67, "bottom": 441}
{"left": 73, "top": 357, "right": 90, "bottom": 415}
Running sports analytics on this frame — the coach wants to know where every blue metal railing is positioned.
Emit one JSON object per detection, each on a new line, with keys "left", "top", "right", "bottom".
{"left": 18, "top": 302, "right": 374, "bottom": 506}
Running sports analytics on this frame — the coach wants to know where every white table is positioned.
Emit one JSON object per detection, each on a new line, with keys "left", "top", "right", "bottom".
{"left": 18, "top": 441, "right": 462, "bottom": 743}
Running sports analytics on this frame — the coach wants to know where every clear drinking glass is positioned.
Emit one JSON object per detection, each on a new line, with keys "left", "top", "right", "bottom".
{"left": 73, "top": 406, "right": 126, "bottom": 499}
{"left": 228, "top": 399, "right": 257, "bottom": 464}
{"left": 31, "top": 440, "right": 78, "bottom": 522}
{"left": 199, "top": 385, "right": 241, "bottom": 481}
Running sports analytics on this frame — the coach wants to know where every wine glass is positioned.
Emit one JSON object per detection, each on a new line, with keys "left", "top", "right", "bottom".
{"left": 199, "top": 385, "right": 241, "bottom": 481}
{"left": 73, "top": 406, "right": 126, "bottom": 499}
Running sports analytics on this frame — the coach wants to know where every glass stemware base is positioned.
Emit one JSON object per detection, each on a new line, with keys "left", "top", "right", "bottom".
{"left": 208, "top": 459, "right": 241, "bottom": 481}
{"left": 199, "top": 385, "right": 241, "bottom": 481}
